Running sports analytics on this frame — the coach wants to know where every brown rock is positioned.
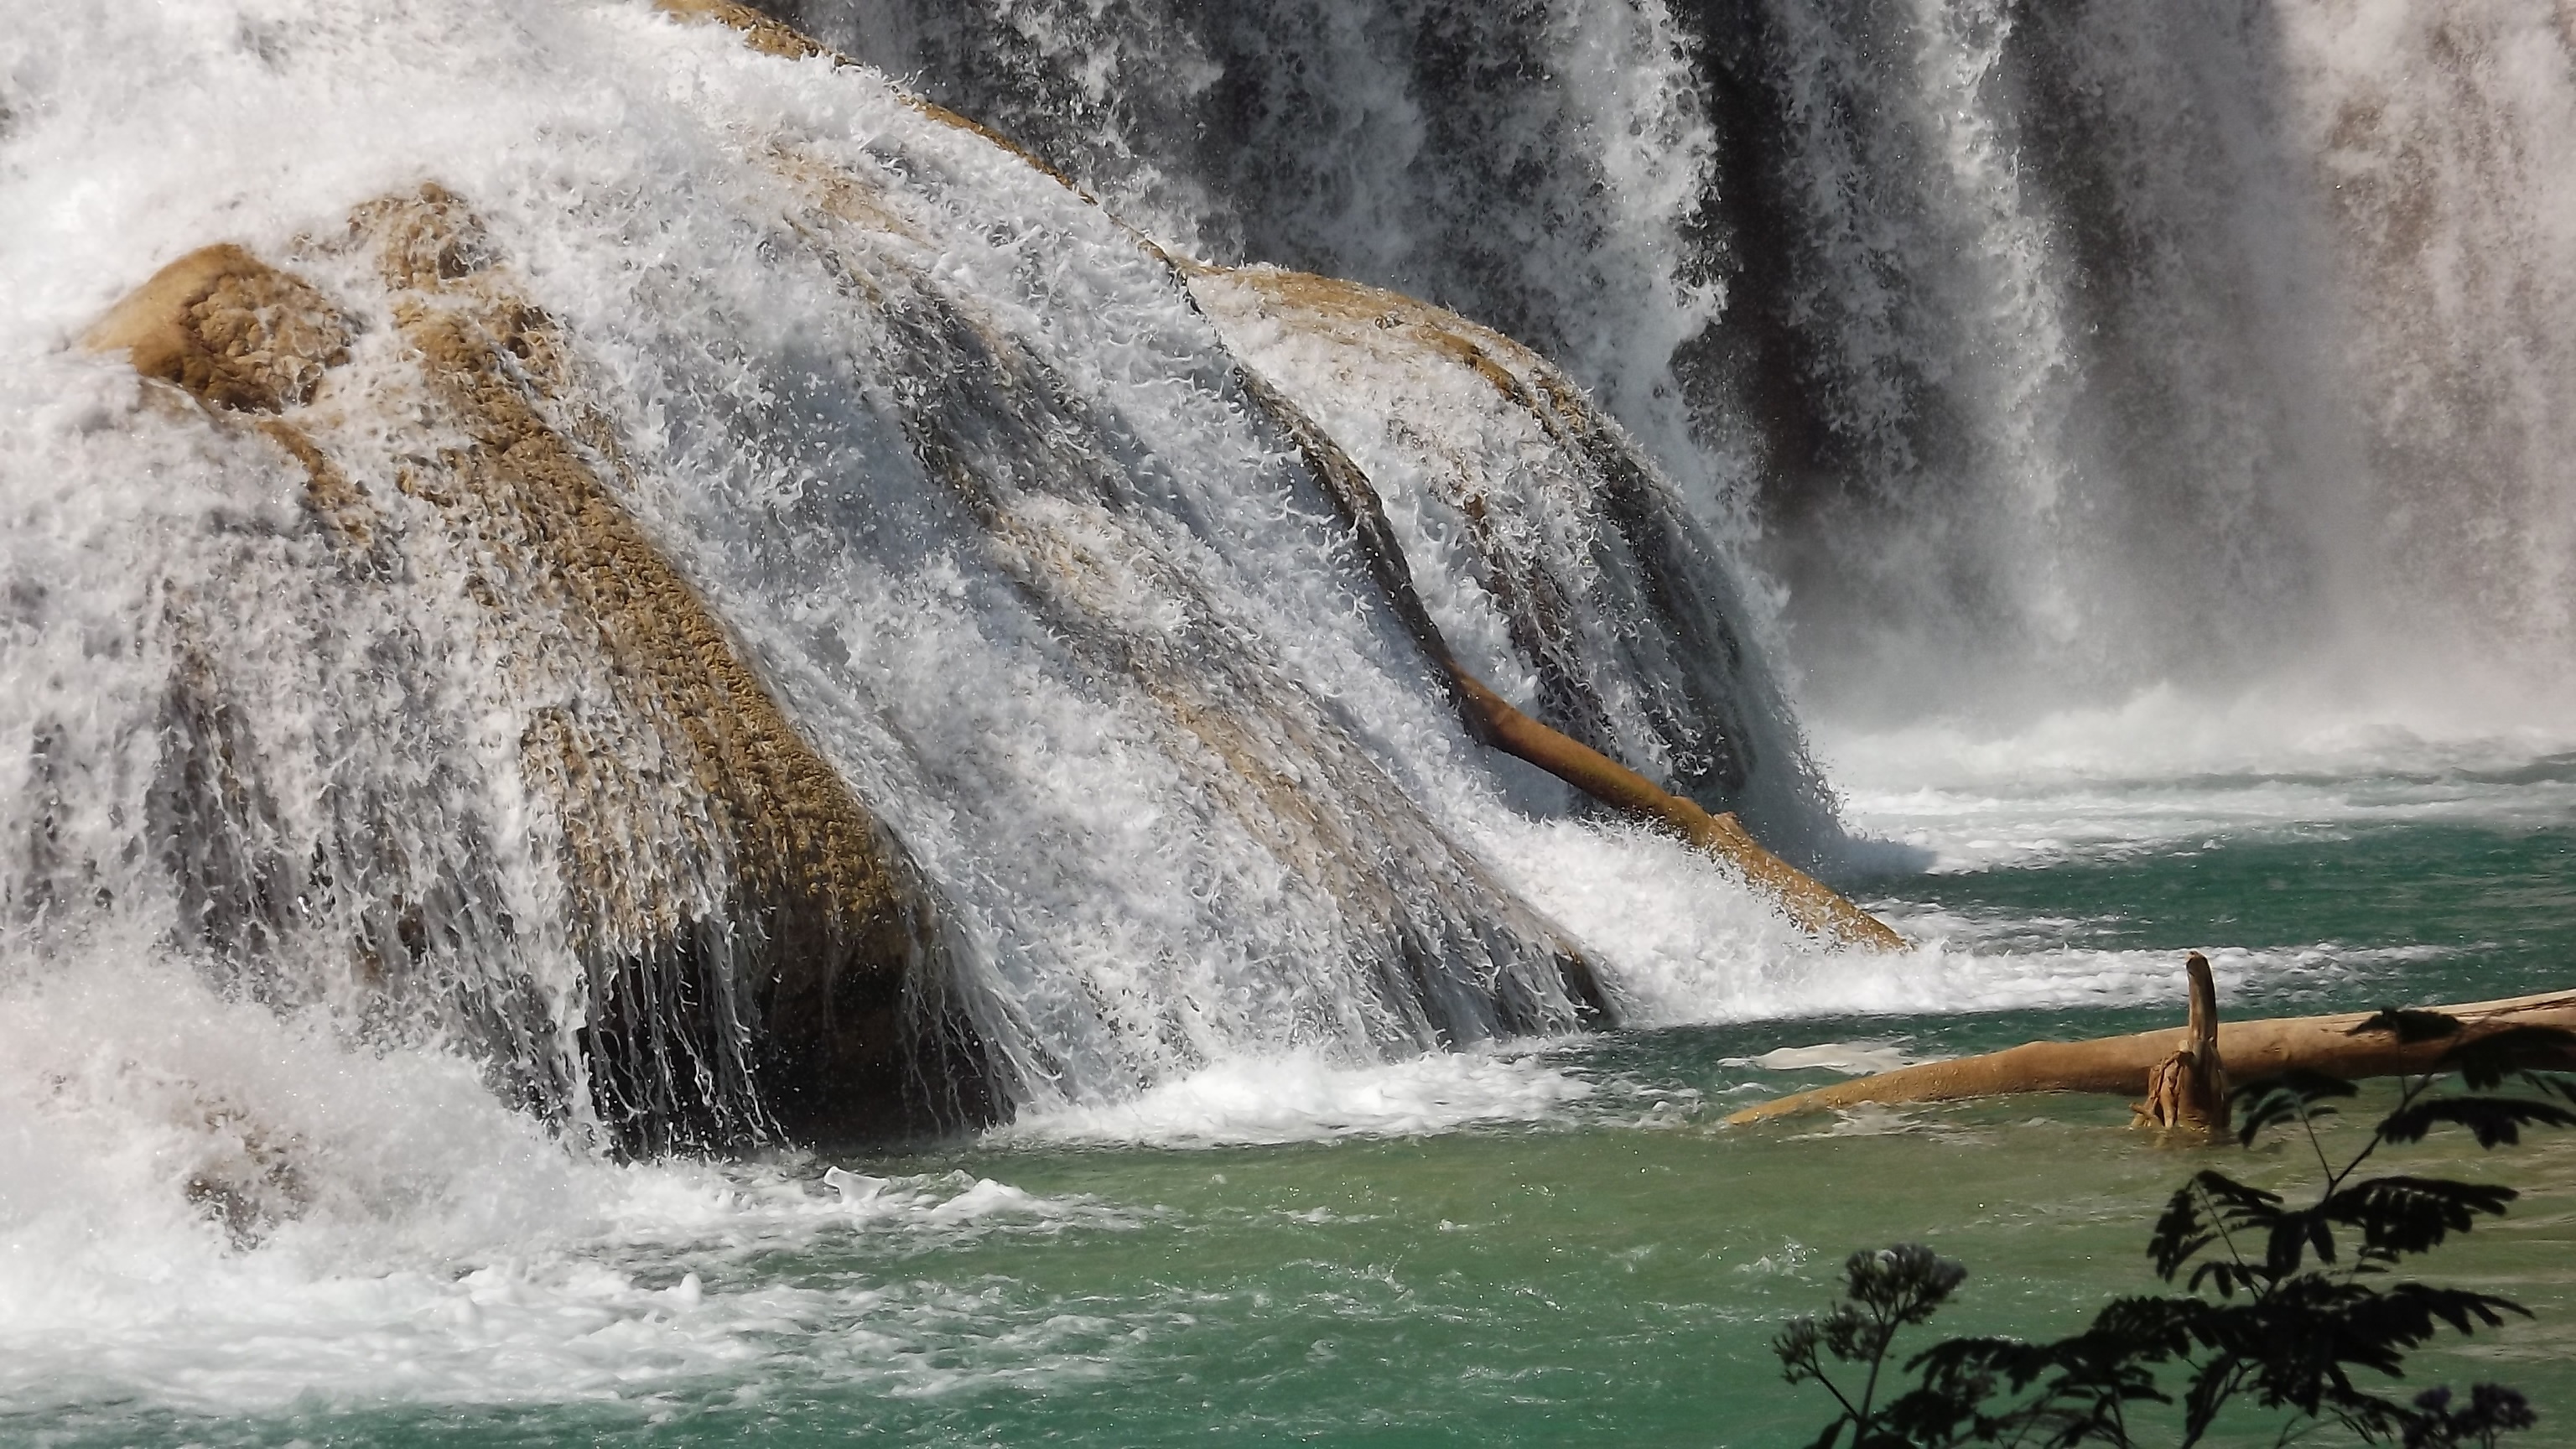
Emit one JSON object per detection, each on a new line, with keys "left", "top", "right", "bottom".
{"left": 341, "top": 187, "right": 981, "bottom": 1144}
{"left": 80, "top": 196, "right": 986, "bottom": 1148}
{"left": 82, "top": 243, "right": 350, "bottom": 413}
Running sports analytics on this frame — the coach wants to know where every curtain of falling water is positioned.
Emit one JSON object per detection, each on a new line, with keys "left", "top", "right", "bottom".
{"left": 780, "top": 0, "right": 2576, "bottom": 727}
{"left": 1, "top": 0, "right": 1838, "bottom": 1156}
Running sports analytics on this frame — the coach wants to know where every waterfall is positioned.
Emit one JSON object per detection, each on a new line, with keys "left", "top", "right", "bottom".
{"left": 1717, "top": 0, "right": 2576, "bottom": 724}
{"left": 8, "top": 0, "right": 2572, "bottom": 1249}
{"left": 0, "top": 0, "right": 1843, "bottom": 1183}
{"left": 770, "top": 0, "right": 1734, "bottom": 510}
{"left": 781, "top": 0, "right": 2576, "bottom": 734}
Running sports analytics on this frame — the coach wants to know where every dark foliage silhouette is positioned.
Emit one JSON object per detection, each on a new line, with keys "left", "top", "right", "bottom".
{"left": 1775, "top": 1012, "right": 2575, "bottom": 1447}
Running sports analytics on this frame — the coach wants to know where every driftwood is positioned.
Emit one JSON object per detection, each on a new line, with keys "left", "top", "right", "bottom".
{"left": 1446, "top": 672, "right": 1904, "bottom": 950}
{"left": 1211, "top": 284, "right": 1901, "bottom": 951}
{"left": 1726, "top": 960, "right": 2576, "bottom": 1125}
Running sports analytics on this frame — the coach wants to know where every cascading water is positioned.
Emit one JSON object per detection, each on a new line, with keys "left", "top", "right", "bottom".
{"left": 1, "top": 0, "right": 1845, "bottom": 1247}
{"left": 782, "top": 0, "right": 2576, "bottom": 734}
{"left": 0, "top": 0, "right": 1881, "bottom": 1418}
{"left": 1715, "top": 0, "right": 2576, "bottom": 724}
{"left": 770, "top": 0, "right": 1737, "bottom": 515}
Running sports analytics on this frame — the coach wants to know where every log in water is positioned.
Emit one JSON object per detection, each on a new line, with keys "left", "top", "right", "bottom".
{"left": 1727, "top": 973, "right": 2576, "bottom": 1126}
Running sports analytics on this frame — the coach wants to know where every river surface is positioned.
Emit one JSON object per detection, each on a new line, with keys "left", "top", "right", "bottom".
{"left": 17, "top": 743, "right": 2573, "bottom": 1448}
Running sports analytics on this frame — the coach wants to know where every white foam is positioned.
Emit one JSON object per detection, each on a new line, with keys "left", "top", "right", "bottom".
{"left": 0, "top": 958, "right": 1134, "bottom": 1417}
{"left": 1815, "top": 682, "right": 2576, "bottom": 870}
{"left": 993, "top": 1046, "right": 1598, "bottom": 1149}
{"left": 1724, "top": 1042, "right": 1923, "bottom": 1075}
{"left": 1467, "top": 812, "right": 2410, "bottom": 1026}
{"left": 1462, "top": 802, "right": 2473, "bottom": 1035}
{"left": 1474, "top": 815, "right": 1847, "bottom": 1022}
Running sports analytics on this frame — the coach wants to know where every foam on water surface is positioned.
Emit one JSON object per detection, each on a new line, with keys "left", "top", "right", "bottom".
{"left": 1815, "top": 683, "right": 2576, "bottom": 871}
{"left": 1722, "top": 1042, "right": 1921, "bottom": 1076}
{"left": 990, "top": 1045, "right": 1601, "bottom": 1149}
{"left": 0, "top": 964, "right": 1135, "bottom": 1415}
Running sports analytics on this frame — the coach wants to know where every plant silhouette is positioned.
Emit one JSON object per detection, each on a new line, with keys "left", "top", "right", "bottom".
{"left": 1775, "top": 1012, "right": 2576, "bottom": 1447}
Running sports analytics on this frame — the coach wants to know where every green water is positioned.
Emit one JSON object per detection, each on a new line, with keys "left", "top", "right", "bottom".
{"left": 23, "top": 815, "right": 2576, "bottom": 1447}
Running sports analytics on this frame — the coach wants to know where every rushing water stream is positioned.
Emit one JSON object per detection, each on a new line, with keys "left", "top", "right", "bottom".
{"left": 13, "top": 766, "right": 2576, "bottom": 1446}
{"left": 5, "top": 0, "right": 2575, "bottom": 1444}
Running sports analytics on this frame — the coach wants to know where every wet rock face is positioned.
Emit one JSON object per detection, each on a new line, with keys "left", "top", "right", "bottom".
{"left": 350, "top": 189, "right": 988, "bottom": 1147}
{"left": 1187, "top": 265, "right": 1838, "bottom": 852}
{"left": 83, "top": 244, "right": 351, "bottom": 414}
{"left": 754, "top": 144, "right": 1615, "bottom": 1056}
{"left": 87, "top": 199, "right": 991, "bottom": 1154}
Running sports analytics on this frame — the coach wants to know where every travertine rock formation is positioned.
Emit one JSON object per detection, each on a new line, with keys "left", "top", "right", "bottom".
{"left": 88, "top": 200, "right": 981, "bottom": 1149}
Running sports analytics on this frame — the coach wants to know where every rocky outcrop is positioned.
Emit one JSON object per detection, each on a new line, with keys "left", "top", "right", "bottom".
{"left": 82, "top": 243, "right": 351, "bottom": 413}
{"left": 86, "top": 199, "right": 984, "bottom": 1149}
{"left": 69, "top": 2, "right": 1896, "bottom": 1174}
{"left": 761, "top": 148, "right": 1618, "bottom": 1046}
{"left": 1187, "top": 266, "right": 1831, "bottom": 846}
{"left": 659, "top": 0, "right": 1888, "bottom": 950}
{"left": 655, "top": 0, "right": 1078, "bottom": 186}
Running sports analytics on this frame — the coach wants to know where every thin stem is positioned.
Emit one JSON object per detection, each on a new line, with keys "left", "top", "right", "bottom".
{"left": 2329, "top": 1072, "right": 2433, "bottom": 1196}
{"left": 2297, "top": 1102, "right": 2335, "bottom": 1186}
{"left": 2195, "top": 1179, "right": 2254, "bottom": 1296}
{"left": 1808, "top": 1358, "right": 1864, "bottom": 1426}
{"left": 2269, "top": 1412, "right": 2320, "bottom": 1449}
{"left": 1856, "top": 1299, "right": 1892, "bottom": 1422}
{"left": 2178, "top": 1358, "right": 2251, "bottom": 1449}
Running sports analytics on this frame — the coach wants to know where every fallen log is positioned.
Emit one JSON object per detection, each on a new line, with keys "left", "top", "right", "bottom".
{"left": 1442, "top": 671, "right": 1904, "bottom": 951}
{"left": 1227, "top": 369, "right": 1904, "bottom": 952}
{"left": 1725, "top": 964, "right": 2576, "bottom": 1125}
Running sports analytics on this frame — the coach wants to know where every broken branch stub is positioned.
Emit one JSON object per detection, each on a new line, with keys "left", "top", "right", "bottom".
{"left": 2132, "top": 952, "right": 2229, "bottom": 1138}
